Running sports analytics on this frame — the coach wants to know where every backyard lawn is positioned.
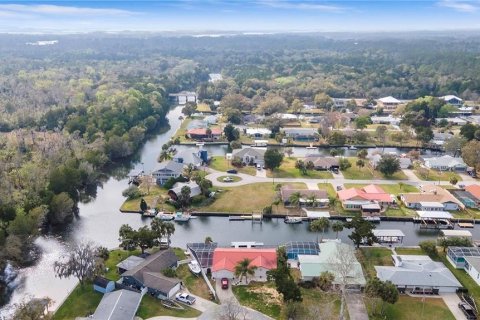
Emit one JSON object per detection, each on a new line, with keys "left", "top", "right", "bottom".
{"left": 357, "top": 247, "right": 393, "bottom": 279}
{"left": 136, "top": 295, "right": 201, "bottom": 319}
{"left": 342, "top": 158, "right": 408, "bottom": 180}
{"left": 209, "top": 156, "right": 256, "bottom": 176}
{"left": 176, "top": 264, "right": 214, "bottom": 301}
{"left": 53, "top": 283, "right": 103, "bottom": 320}
{"left": 317, "top": 183, "right": 337, "bottom": 198}
{"left": 266, "top": 157, "right": 333, "bottom": 179}
{"left": 104, "top": 249, "right": 141, "bottom": 280}
{"left": 414, "top": 169, "right": 462, "bottom": 181}
{"left": 343, "top": 183, "right": 418, "bottom": 195}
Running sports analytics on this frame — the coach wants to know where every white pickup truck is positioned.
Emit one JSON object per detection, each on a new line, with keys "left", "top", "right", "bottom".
{"left": 175, "top": 293, "right": 196, "bottom": 305}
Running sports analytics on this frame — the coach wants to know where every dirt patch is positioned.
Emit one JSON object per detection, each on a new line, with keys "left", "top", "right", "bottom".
{"left": 248, "top": 286, "right": 282, "bottom": 305}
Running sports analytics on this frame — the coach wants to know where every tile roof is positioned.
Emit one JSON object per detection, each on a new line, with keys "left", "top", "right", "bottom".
{"left": 186, "top": 128, "right": 222, "bottom": 135}
{"left": 337, "top": 184, "right": 392, "bottom": 202}
{"left": 212, "top": 248, "right": 277, "bottom": 272}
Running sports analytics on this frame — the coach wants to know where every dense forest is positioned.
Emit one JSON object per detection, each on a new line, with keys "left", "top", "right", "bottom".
{"left": 1, "top": 32, "right": 480, "bottom": 303}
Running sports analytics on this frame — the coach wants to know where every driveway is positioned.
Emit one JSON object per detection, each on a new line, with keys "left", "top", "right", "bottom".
{"left": 441, "top": 293, "right": 468, "bottom": 320}
{"left": 345, "top": 293, "right": 369, "bottom": 320}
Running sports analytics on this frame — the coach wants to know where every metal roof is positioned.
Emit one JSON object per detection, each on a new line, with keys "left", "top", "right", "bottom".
{"left": 416, "top": 211, "right": 453, "bottom": 219}
{"left": 373, "top": 229, "right": 406, "bottom": 237}
{"left": 91, "top": 289, "right": 142, "bottom": 320}
{"left": 440, "top": 230, "right": 472, "bottom": 238}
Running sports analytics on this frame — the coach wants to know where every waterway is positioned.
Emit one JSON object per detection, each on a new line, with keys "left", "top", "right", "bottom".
{"left": 0, "top": 106, "right": 473, "bottom": 315}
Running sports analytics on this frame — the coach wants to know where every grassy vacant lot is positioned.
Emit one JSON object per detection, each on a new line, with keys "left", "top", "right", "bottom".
{"left": 196, "top": 103, "right": 211, "bottom": 112}
{"left": 369, "top": 295, "right": 455, "bottom": 320}
{"left": 217, "top": 175, "right": 242, "bottom": 183}
{"left": 209, "top": 156, "right": 256, "bottom": 175}
{"left": 53, "top": 282, "right": 103, "bottom": 320}
{"left": 176, "top": 264, "right": 213, "bottom": 300}
{"left": 136, "top": 295, "right": 201, "bottom": 319}
{"left": 198, "top": 183, "right": 277, "bottom": 213}
{"left": 266, "top": 157, "right": 333, "bottom": 179}
{"left": 343, "top": 183, "right": 418, "bottom": 195}
{"left": 414, "top": 168, "right": 462, "bottom": 181}
{"left": 357, "top": 247, "right": 393, "bottom": 279}
{"left": 233, "top": 282, "right": 342, "bottom": 320}
{"left": 317, "top": 183, "right": 337, "bottom": 198}
{"left": 342, "top": 158, "right": 408, "bottom": 180}
{"left": 384, "top": 206, "right": 417, "bottom": 217}
{"left": 120, "top": 185, "right": 175, "bottom": 212}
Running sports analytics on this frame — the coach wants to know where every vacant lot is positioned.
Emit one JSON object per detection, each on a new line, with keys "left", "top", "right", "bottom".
{"left": 266, "top": 157, "right": 333, "bottom": 179}
{"left": 342, "top": 158, "right": 408, "bottom": 180}
{"left": 209, "top": 156, "right": 256, "bottom": 175}
{"left": 414, "top": 168, "right": 462, "bottom": 181}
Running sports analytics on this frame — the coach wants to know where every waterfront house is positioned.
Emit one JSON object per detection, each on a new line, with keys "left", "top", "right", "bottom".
{"left": 303, "top": 155, "right": 339, "bottom": 171}
{"left": 447, "top": 246, "right": 480, "bottom": 269}
{"left": 121, "top": 249, "right": 181, "bottom": 299}
{"left": 441, "top": 95, "right": 463, "bottom": 107}
{"left": 375, "top": 255, "right": 461, "bottom": 294}
{"left": 245, "top": 128, "right": 272, "bottom": 138}
{"left": 450, "top": 189, "right": 480, "bottom": 209}
{"left": 211, "top": 248, "right": 277, "bottom": 282}
{"left": 368, "top": 154, "right": 411, "bottom": 170}
{"left": 298, "top": 242, "right": 366, "bottom": 290}
{"left": 173, "top": 149, "right": 204, "bottom": 168}
{"left": 152, "top": 161, "right": 185, "bottom": 186}
{"left": 465, "top": 185, "right": 480, "bottom": 202}
{"left": 401, "top": 185, "right": 464, "bottom": 210}
{"left": 377, "top": 96, "right": 401, "bottom": 113}
{"left": 117, "top": 255, "right": 146, "bottom": 274}
{"left": 89, "top": 289, "right": 143, "bottom": 320}
{"left": 282, "top": 127, "right": 319, "bottom": 141}
{"left": 284, "top": 241, "right": 320, "bottom": 261}
{"left": 430, "top": 132, "right": 453, "bottom": 146}
{"left": 423, "top": 155, "right": 467, "bottom": 171}
{"left": 371, "top": 115, "right": 401, "bottom": 126}
{"left": 337, "top": 184, "right": 393, "bottom": 211}
{"left": 232, "top": 147, "right": 266, "bottom": 166}
{"left": 280, "top": 185, "right": 329, "bottom": 208}
{"left": 186, "top": 128, "right": 222, "bottom": 141}
{"left": 187, "top": 119, "right": 208, "bottom": 130}
{"left": 93, "top": 276, "right": 115, "bottom": 294}
{"left": 168, "top": 181, "right": 202, "bottom": 201}
{"left": 187, "top": 242, "right": 218, "bottom": 274}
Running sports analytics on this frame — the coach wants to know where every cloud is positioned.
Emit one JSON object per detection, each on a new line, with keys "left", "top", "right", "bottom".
{"left": 257, "top": 0, "right": 346, "bottom": 12}
{"left": 0, "top": 4, "right": 136, "bottom": 17}
{"left": 437, "top": 0, "right": 479, "bottom": 12}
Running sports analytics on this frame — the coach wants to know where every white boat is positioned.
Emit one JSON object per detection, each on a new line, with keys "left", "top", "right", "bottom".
{"left": 306, "top": 143, "right": 317, "bottom": 150}
{"left": 156, "top": 212, "right": 174, "bottom": 221}
{"left": 284, "top": 216, "right": 303, "bottom": 224}
{"left": 174, "top": 212, "right": 191, "bottom": 222}
{"left": 188, "top": 260, "right": 201, "bottom": 274}
{"left": 142, "top": 209, "right": 157, "bottom": 217}
{"left": 349, "top": 145, "right": 357, "bottom": 150}
{"left": 195, "top": 142, "right": 205, "bottom": 147}
{"left": 365, "top": 216, "right": 381, "bottom": 223}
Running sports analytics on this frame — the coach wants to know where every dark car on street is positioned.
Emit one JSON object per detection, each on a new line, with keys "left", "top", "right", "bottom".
{"left": 226, "top": 169, "right": 238, "bottom": 174}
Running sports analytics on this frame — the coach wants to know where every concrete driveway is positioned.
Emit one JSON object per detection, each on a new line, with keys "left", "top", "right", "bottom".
{"left": 441, "top": 293, "right": 468, "bottom": 320}
{"left": 345, "top": 293, "right": 369, "bottom": 320}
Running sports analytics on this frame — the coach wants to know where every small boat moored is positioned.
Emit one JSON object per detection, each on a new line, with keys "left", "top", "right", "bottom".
{"left": 188, "top": 260, "right": 201, "bottom": 274}
{"left": 349, "top": 145, "right": 357, "bottom": 150}
{"left": 174, "top": 212, "right": 191, "bottom": 222}
{"left": 156, "top": 212, "right": 174, "bottom": 221}
{"left": 142, "top": 209, "right": 157, "bottom": 217}
{"left": 306, "top": 143, "right": 317, "bottom": 150}
{"left": 284, "top": 216, "right": 303, "bottom": 224}
{"left": 365, "top": 216, "right": 381, "bottom": 223}
{"left": 195, "top": 142, "right": 205, "bottom": 147}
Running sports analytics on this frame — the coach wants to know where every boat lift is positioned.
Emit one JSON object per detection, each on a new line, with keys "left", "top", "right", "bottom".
{"left": 413, "top": 211, "right": 454, "bottom": 229}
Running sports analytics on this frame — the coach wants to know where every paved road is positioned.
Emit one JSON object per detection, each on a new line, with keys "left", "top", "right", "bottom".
{"left": 345, "top": 293, "right": 369, "bottom": 320}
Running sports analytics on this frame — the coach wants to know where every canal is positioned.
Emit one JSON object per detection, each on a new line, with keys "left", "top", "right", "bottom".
{"left": 0, "top": 106, "right": 474, "bottom": 315}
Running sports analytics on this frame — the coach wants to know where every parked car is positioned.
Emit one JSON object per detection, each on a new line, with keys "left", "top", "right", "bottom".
{"left": 221, "top": 278, "right": 229, "bottom": 289}
{"left": 176, "top": 293, "right": 196, "bottom": 305}
{"left": 459, "top": 302, "right": 477, "bottom": 320}
{"left": 223, "top": 177, "right": 234, "bottom": 182}
{"left": 336, "top": 186, "right": 343, "bottom": 191}
{"left": 226, "top": 169, "right": 238, "bottom": 174}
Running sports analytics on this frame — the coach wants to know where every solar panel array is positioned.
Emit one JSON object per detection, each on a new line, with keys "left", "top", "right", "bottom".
{"left": 187, "top": 243, "right": 218, "bottom": 268}
{"left": 285, "top": 241, "right": 320, "bottom": 259}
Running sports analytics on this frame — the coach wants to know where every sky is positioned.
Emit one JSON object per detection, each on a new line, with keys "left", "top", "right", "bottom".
{"left": 0, "top": 0, "right": 480, "bottom": 33}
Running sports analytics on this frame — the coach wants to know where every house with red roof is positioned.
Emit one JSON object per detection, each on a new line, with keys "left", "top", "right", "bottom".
{"left": 337, "top": 184, "right": 393, "bottom": 211}
{"left": 465, "top": 185, "right": 480, "bottom": 202}
{"left": 186, "top": 128, "right": 222, "bottom": 141}
{"left": 211, "top": 248, "right": 277, "bottom": 282}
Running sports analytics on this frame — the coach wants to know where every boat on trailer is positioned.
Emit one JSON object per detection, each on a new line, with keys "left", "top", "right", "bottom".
{"left": 188, "top": 260, "right": 201, "bottom": 274}
{"left": 284, "top": 216, "right": 303, "bottom": 224}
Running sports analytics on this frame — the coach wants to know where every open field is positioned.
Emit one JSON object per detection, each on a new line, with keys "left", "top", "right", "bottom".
{"left": 209, "top": 156, "right": 256, "bottom": 176}
{"left": 413, "top": 168, "right": 463, "bottom": 181}
{"left": 266, "top": 157, "right": 333, "bottom": 179}
{"left": 342, "top": 158, "right": 408, "bottom": 180}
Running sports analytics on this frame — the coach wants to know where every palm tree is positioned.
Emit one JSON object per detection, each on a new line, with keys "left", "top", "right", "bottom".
{"left": 307, "top": 194, "right": 318, "bottom": 208}
{"left": 159, "top": 149, "right": 173, "bottom": 162}
{"left": 234, "top": 258, "right": 257, "bottom": 284}
{"left": 310, "top": 217, "right": 330, "bottom": 242}
{"left": 332, "top": 221, "right": 344, "bottom": 239}
{"left": 183, "top": 163, "right": 195, "bottom": 181}
{"left": 288, "top": 192, "right": 303, "bottom": 211}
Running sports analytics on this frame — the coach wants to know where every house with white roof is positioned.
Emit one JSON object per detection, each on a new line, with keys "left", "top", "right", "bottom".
{"left": 423, "top": 155, "right": 467, "bottom": 172}
{"left": 377, "top": 96, "right": 401, "bottom": 113}
{"left": 282, "top": 127, "right": 319, "bottom": 141}
{"left": 246, "top": 128, "right": 272, "bottom": 138}
{"left": 435, "top": 117, "right": 467, "bottom": 126}
{"left": 371, "top": 115, "right": 401, "bottom": 126}
{"left": 375, "top": 255, "right": 461, "bottom": 294}
{"left": 441, "top": 95, "right": 463, "bottom": 107}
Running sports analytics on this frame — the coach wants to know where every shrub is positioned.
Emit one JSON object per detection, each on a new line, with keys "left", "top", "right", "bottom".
{"left": 419, "top": 240, "right": 438, "bottom": 257}
{"left": 122, "top": 185, "right": 143, "bottom": 200}
{"left": 263, "top": 205, "right": 272, "bottom": 215}
{"left": 162, "top": 268, "right": 177, "bottom": 278}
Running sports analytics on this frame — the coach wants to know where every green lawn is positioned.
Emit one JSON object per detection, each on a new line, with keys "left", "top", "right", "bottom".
{"left": 104, "top": 249, "right": 141, "bottom": 280}
{"left": 357, "top": 247, "right": 394, "bottom": 279}
{"left": 53, "top": 283, "right": 103, "bottom": 320}
{"left": 317, "top": 183, "right": 337, "bottom": 198}
{"left": 414, "top": 169, "right": 463, "bottom": 182}
{"left": 176, "top": 264, "right": 214, "bottom": 301}
{"left": 120, "top": 185, "right": 174, "bottom": 212}
{"left": 136, "top": 295, "right": 201, "bottom": 319}
{"left": 369, "top": 295, "right": 455, "bottom": 320}
{"left": 266, "top": 157, "right": 333, "bottom": 179}
{"left": 343, "top": 183, "right": 418, "bottom": 195}
{"left": 384, "top": 206, "right": 417, "bottom": 217}
{"left": 395, "top": 247, "right": 426, "bottom": 255}
{"left": 209, "top": 156, "right": 256, "bottom": 175}
{"left": 196, "top": 103, "right": 211, "bottom": 112}
{"left": 342, "top": 158, "right": 408, "bottom": 180}
{"left": 217, "top": 175, "right": 242, "bottom": 183}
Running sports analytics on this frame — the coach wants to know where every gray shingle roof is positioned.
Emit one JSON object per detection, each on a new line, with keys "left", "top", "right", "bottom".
{"left": 122, "top": 249, "right": 178, "bottom": 278}
{"left": 232, "top": 148, "right": 266, "bottom": 159}
{"left": 91, "top": 289, "right": 142, "bottom": 320}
